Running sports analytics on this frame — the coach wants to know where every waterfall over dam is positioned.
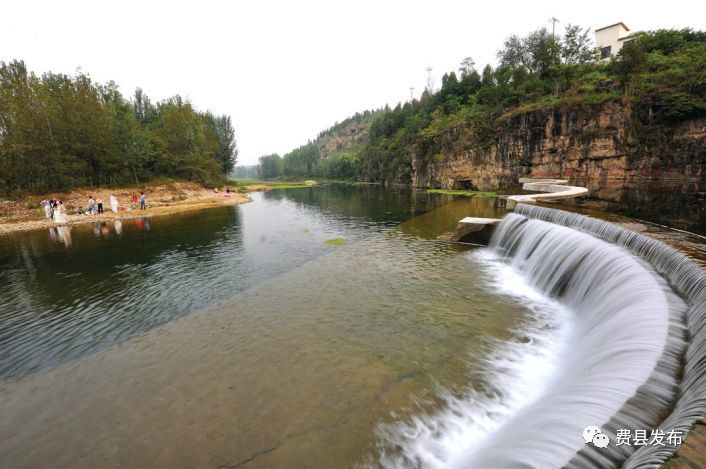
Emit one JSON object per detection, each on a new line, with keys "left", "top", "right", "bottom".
{"left": 379, "top": 204, "right": 705, "bottom": 468}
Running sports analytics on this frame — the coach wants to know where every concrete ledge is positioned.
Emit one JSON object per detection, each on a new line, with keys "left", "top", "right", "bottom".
{"left": 518, "top": 178, "right": 568, "bottom": 184}
{"left": 508, "top": 179, "right": 588, "bottom": 209}
{"left": 438, "top": 217, "right": 502, "bottom": 244}
{"left": 458, "top": 217, "right": 503, "bottom": 225}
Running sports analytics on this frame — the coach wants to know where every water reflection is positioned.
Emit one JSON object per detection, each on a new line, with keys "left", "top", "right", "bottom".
{"left": 0, "top": 186, "right": 476, "bottom": 379}
{"left": 0, "top": 194, "right": 524, "bottom": 468}
{"left": 561, "top": 177, "right": 706, "bottom": 235}
{"left": 0, "top": 207, "right": 244, "bottom": 378}
{"left": 48, "top": 226, "right": 73, "bottom": 247}
{"left": 135, "top": 218, "right": 151, "bottom": 231}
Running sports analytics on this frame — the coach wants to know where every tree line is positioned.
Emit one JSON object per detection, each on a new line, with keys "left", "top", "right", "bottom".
{"left": 245, "top": 26, "right": 705, "bottom": 184}
{"left": 0, "top": 60, "right": 237, "bottom": 195}
{"left": 257, "top": 146, "right": 359, "bottom": 181}
{"left": 247, "top": 108, "right": 380, "bottom": 181}
{"left": 360, "top": 26, "right": 706, "bottom": 183}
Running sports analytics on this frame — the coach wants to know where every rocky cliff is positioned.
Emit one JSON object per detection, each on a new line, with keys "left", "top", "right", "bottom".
{"left": 313, "top": 111, "right": 378, "bottom": 160}
{"left": 395, "top": 100, "right": 705, "bottom": 232}
{"left": 315, "top": 117, "right": 373, "bottom": 158}
{"left": 410, "top": 100, "right": 705, "bottom": 191}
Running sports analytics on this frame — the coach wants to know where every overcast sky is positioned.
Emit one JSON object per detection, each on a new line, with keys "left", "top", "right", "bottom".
{"left": 3, "top": 0, "right": 704, "bottom": 165}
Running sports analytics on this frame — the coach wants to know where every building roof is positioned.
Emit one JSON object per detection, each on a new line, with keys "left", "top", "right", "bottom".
{"left": 595, "top": 22, "right": 630, "bottom": 33}
{"left": 618, "top": 31, "right": 641, "bottom": 41}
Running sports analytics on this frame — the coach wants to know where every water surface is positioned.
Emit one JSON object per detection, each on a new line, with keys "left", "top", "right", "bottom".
{"left": 0, "top": 185, "right": 520, "bottom": 467}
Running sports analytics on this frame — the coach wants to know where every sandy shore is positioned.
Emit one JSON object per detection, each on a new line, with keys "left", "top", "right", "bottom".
{"left": 0, "top": 182, "right": 258, "bottom": 236}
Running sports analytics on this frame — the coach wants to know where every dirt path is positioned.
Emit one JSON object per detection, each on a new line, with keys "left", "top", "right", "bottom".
{"left": 0, "top": 182, "right": 256, "bottom": 236}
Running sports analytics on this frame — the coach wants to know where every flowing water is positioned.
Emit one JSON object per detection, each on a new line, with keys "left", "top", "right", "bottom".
{"left": 0, "top": 185, "right": 520, "bottom": 467}
{"left": 0, "top": 185, "right": 703, "bottom": 468}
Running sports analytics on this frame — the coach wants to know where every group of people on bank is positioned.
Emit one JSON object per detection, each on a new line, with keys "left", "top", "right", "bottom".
{"left": 41, "top": 192, "right": 147, "bottom": 224}
{"left": 84, "top": 194, "right": 117, "bottom": 214}
{"left": 41, "top": 198, "right": 67, "bottom": 223}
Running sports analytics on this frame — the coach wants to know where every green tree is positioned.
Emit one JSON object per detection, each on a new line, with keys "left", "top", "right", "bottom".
{"left": 560, "top": 24, "right": 595, "bottom": 64}
{"left": 0, "top": 61, "right": 237, "bottom": 194}
{"left": 132, "top": 88, "right": 156, "bottom": 124}
{"left": 282, "top": 143, "right": 320, "bottom": 177}
{"left": 459, "top": 57, "right": 476, "bottom": 79}
{"left": 498, "top": 27, "right": 560, "bottom": 77}
{"left": 233, "top": 164, "right": 259, "bottom": 179}
{"left": 258, "top": 154, "right": 282, "bottom": 179}
{"left": 481, "top": 64, "right": 494, "bottom": 85}
{"left": 210, "top": 114, "right": 238, "bottom": 175}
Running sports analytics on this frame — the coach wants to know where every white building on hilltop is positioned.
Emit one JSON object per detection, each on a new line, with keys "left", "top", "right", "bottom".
{"left": 595, "top": 22, "right": 638, "bottom": 59}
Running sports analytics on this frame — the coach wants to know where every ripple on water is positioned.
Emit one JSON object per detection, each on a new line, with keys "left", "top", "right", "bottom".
{"left": 0, "top": 191, "right": 525, "bottom": 467}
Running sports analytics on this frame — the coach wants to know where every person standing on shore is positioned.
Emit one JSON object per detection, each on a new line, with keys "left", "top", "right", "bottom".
{"left": 132, "top": 193, "right": 139, "bottom": 209}
{"left": 110, "top": 194, "right": 119, "bottom": 212}
{"left": 54, "top": 200, "right": 67, "bottom": 223}
{"left": 49, "top": 199, "right": 56, "bottom": 219}
{"left": 96, "top": 197, "right": 104, "bottom": 214}
{"left": 140, "top": 192, "right": 146, "bottom": 210}
{"left": 87, "top": 196, "right": 96, "bottom": 215}
{"left": 41, "top": 199, "right": 51, "bottom": 219}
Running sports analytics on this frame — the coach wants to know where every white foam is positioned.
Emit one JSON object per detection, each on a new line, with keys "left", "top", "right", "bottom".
{"left": 375, "top": 214, "right": 670, "bottom": 468}
{"left": 376, "top": 249, "right": 572, "bottom": 468}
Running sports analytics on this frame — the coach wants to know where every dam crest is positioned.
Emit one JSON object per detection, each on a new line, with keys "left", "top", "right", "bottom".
{"left": 380, "top": 203, "right": 705, "bottom": 468}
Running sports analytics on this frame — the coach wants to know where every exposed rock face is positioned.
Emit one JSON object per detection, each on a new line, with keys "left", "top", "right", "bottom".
{"left": 316, "top": 117, "right": 373, "bottom": 159}
{"left": 411, "top": 100, "right": 705, "bottom": 192}
{"left": 398, "top": 100, "right": 705, "bottom": 232}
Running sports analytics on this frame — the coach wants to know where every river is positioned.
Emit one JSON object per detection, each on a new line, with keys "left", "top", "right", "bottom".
{"left": 0, "top": 185, "right": 525, "bottom": 467}
{"left": 1, "top": 184, "right": 702, "bottom": 468}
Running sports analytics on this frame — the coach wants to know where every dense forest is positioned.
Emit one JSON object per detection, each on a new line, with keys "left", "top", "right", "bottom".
{"left": 0, "top": 60, "right": 237, "bottom": 195}
{"left": 232, "top": 164, "right": 259, "bottom": 180}
{"left": 252, "top": 26, "right": 705, "bottom": 183}
{"left": 257, "top": 146, "right": 361, "bottom": 181}
{"left": 255, "top": 110, "right": 378, "bottom": 180}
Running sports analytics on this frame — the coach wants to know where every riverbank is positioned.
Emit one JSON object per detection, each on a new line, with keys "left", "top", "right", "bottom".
{"left": 0, "top": 182, "right": 253, "bottom": 236}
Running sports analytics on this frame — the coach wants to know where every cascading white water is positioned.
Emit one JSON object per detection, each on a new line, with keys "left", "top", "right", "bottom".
{"left": 376, "top": 204, "right": 706, "bottom": 468}
{"left": 513, "top": 204, "right": 706, "bottom": 468}
{"left": 376, "top": 254, "right": 574, "bottom": 468}
{"left": 466, "top": 213, "right": 681, "bottom": 468}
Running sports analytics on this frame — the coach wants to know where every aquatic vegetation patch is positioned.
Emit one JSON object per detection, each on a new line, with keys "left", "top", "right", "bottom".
{"left": 323, "top": 237, "right": 347, "bottom": 245}
{"left": 269, "top": 184, "right": 312, "bottom": 189}
{"left": 426, "top": 189, "right": 497, "bottom": 197}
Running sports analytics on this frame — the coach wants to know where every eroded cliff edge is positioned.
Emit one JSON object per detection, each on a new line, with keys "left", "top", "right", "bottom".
{"left": 367, "top": 100, "right": 705, "bottom": 232}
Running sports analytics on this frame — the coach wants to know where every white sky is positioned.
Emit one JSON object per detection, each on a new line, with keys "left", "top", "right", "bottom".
{"left": 3, "top": 0, "right": 704, "bottom": 165}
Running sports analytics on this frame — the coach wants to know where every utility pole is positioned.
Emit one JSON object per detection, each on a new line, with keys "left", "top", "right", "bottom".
{"left": 550, "top": 17, "right": 560, "bottom": 38}
{"left": 409, "top": 87, "right": 415, "bottom": 102}
{"left": 425, "top": 65, "right": 433, "bottom": 93}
